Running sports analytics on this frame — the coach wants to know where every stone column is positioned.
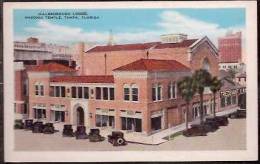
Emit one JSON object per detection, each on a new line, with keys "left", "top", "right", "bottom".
{"left": 142, "top": 111, "right": 150, "bottom": 135}
{"left": 115, "top": 109, "right": 121, "bottom": 130}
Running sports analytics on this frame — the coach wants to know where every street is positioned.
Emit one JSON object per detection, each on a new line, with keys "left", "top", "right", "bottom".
{"left": 14, "top": 118, "right": 246, "bottom": 151}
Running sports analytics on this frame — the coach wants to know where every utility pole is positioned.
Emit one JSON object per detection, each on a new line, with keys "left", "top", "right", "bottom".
{"left": 104, "top": 53, "right": 107, "bottom": 75}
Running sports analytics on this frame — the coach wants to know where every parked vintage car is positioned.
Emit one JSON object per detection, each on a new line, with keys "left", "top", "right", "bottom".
{"left": 24, "top": 119, "right": 34, "bottom": 130}
{"left": 62, "top": 124, "right": 74, "bottom": 137}
{"left": 14, "top": 119, "right": 24, "bottom": 129}
{"left": 214, "top": 116, "right": 229, "bottom": 126}
{"left": 183, "top": 124, "right": 207, "bottom": 137}
{"left": 42, "top": 123, "right": 55, "bottom": 134}
{"left": 229, "top": 109, "right": 246, "bottom": 119}
{"left": 32, "top": 121, "right": 44, "bottom": 133}
{"left": 74, "top": 125, "right": 88, "bottom": 139}
{"left": 88, "top": 128, "right": 105, "bottom": 142}
{"left": 108, "top": 131, "right": 127, "bottom": 146}
{"left": 203, "top": 119, "right": 219, "bottom": 132}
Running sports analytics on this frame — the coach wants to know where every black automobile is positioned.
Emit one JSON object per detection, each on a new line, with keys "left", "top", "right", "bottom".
{"left": 74, "top": 125, "right": 88, "bottom": 139}
{"left": 229, "top": 109, "right": 246, "bottom": 119}
{"left": 108, "top": 131, "right": 127, "bottom": 146}
{"left": 88, "top": 128, "right": 105, "bottom": 142}
{"left": 14, "top": 119, "right": 24, "bottom": 129}
{"left": 24, "top": 119, "right": 34, "bottom": 130}
{"left": 32, "top": 121, "right": 44, "bottom": 133}
{"left": 203, "top": 119, "right": 219, "bottom": 132}
{"left": 62, "top": 124, "right": 74, "bottom": 137}
{"left": 215, "top": 116, "right": 229, "bottom": 126}
{"left": 42, "top": 123, "right": 55, "bottom": 134}
{"left": 183, "top": 124, "right": 207, "bottom": 137}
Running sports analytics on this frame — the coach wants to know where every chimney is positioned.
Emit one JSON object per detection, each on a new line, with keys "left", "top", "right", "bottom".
{"left": 160, "top": 34, "right": 187, "bottom": 43}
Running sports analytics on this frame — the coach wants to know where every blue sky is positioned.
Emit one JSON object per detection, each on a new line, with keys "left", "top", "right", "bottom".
{"left": 14, "top": 8, "right": 245, "bottom": 45}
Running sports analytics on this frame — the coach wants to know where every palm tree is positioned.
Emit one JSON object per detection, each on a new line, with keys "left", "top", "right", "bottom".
{"left": 193, "top": 69, "right": 212, "bottom": 125}
{"left": 209, "top": 76, "right": 222, "bottom": 117}
{"left": 227, "top": 68, "right": 237, "bottom": 81}
{"left": 177, "top": 76, "right": 196, "bottom": 130}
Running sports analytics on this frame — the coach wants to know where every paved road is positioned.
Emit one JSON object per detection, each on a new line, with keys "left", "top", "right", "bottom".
{"left": 14, "top": 118, "right": 246, "bottom": 151}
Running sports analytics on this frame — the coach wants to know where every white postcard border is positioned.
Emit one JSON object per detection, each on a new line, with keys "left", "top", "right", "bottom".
{"left": 3, "top": 1, "right": 258, "bottom": 162}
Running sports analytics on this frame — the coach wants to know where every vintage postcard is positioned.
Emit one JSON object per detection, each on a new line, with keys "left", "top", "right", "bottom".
{"left": 3, "top": 1, "right": 258, "bottom": 162}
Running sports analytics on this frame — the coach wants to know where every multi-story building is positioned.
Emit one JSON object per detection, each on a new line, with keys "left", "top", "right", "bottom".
{"left": 80, "top": 34, "right": 219, "bottom": 77}
{"left": 218, "top": 31, "right": 246, "bottom": 73}
{"left": 15, "top": 34, "right": 242, "bottom": 135}
{"left": 14, "top": 37, "right": 75, "bottom": 66}
{"left": 218, "top": 31, "right": 242, "bottom": 63}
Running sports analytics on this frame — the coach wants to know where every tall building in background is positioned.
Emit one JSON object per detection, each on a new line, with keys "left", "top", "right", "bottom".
{"left": 218, "top": 31, "right": 242, "bottom": 63}
{"left": 218, "top": 31, "right": 245, "bottom": 72}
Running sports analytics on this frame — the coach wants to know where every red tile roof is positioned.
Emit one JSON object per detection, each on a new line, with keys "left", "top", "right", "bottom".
{"left": 87, "top": 42, "right": 159, "bottom": 53}
{"left": 86, "top": 39, "right": 197, "bottom": 53}
{"left": 27, "top": 63, "right": 75, "bottom": 72}
{"left": 50, "top": 75, "right": 114, "bottom": 83}
{"left": 113, "top": 59, "right": 190, "bottom": 72}
{"left": 154, "top": 39, "right": 198, "bottom": 49}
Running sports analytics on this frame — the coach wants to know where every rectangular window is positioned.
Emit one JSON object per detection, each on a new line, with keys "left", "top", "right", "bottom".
{"left": 96, "top": 115, "right": 102, "bottom": 127}
{"left": 152, "top": 87, "right": 156, "bottom": 101}
{"left": 172, "top": 83, "right": 176, "bottom": 98}
{"left": 103, "top": 87, "right": 108, "bottom": 100}
{"left": 168, "top": 85, "right": 171, "bottom": 99}
{"left": 124, "top": 88, "right": 130, "bottom": 101}
{"left": 232, "top": 95, "right": 237, "bottom": 105}
{"left": 132, "top": 88, "right": 138, "bottom": 101}
{"left": 78, "top": 87, "right": 82, "bottom": 98}
{"left": 23, "top": 103, "right": 27, "bottom": 114}
{"left": 40, "top": 85, "right": 44, "bottom": 96}
{"left": 34, "top": 109, "right": 46, "bottom": 119}
{"left": 96, "top": 87, "right": 101, "bottom": 100}
{"left": 50, "top": 86, "right": 54, "bottom": 97}
{"left": 54, "top": 111, "right": 65, "bottom": 122}
{"left": 23, "top": 82, "right": 27, "bottom": 96}
{"left": 109, "top": 88, "right": 114, "bottom": 100}
{"left": 221, "top": 97, "right": 226, "bottom": 107}
{"left": 55, "top": 86, "right": 60, "bottom": 97}
{"left": 157, "top": 85, "right": 162, "bottom": 100}
{"left": 35, "top": 85, "right": 39, "bottom": 95}
{"left": 61, "top": 86, "right": 65, "bottom": 97}
{"left": 226, "top": 96, "right": 232, "bottom": 106}
{"left": 72, "top": 87, "right": 77, "bottom": 98}
{"left": 168, "top": 83, "right": 176, "bottom": 99}
{"left": 83, "top": 87, "right": 89, "bottom": 99}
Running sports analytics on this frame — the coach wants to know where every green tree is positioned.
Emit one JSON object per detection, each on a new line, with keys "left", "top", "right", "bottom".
{"left": 193, "top": 69, "right": 212, "bottom": 124}
{"left": 227, "top": 68, "right": 237, "bottom": 81}
{"left": 177, "top": 76, "right": 196, "bottom": 130}
{"left": 209, "top": 76, "right": 222, "bottom": 117}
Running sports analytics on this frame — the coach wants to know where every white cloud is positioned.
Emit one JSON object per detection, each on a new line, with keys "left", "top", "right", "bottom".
{"left": 158, "top": 10, "right": 245, "bottom": 46}
{"left": 15, "top": 11, "right": 245, "bottom": 47}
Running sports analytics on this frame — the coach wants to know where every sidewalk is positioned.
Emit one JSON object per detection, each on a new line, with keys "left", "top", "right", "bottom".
{"left": 51, "top": 107, "right": 239, "bottom": 145}
{"left": 120, "top": 107, "right": 239, "bottom": 145}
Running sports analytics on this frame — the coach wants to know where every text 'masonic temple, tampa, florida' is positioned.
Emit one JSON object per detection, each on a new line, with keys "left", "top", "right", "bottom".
{"left": 14, "top": 33, "right": 246, "bottom": 135}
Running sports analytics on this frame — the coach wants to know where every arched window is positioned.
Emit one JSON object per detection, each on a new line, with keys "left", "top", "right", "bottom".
{"left": 123, "top": 84, "right": 130, "bottom": 101}
{"left": 203, "top": 58, "right": 210, "bottom": 71}
{"left": 34, "top": 82, "right": 44, "bottom": 96}
{"left": 168, "top": 82, "right": 177, "bottom": 99}
{"left": 131, "top": 84, "right": 139, "bottom": 102}
{"left": 152, "top": 83, "right": 163, "bottom": 101}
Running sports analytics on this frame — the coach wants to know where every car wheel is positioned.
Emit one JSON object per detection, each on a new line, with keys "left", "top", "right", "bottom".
{"left": 117, "top": 138, "right": 124, "bottom": 145}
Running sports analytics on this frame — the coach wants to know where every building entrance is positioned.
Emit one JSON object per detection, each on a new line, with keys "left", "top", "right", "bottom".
{"left": 151, "top": 116, "right": 161, "bottom": 131}
{"left": 76, "top": 107, "right": 84, "bottom": 125}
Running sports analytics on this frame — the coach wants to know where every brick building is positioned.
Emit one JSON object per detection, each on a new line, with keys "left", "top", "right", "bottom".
{"left": 15, "top": 34, "right": 241, "bottom": 135}
{"left": 218, "top": 31, "right": 242, "bottom": 63}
